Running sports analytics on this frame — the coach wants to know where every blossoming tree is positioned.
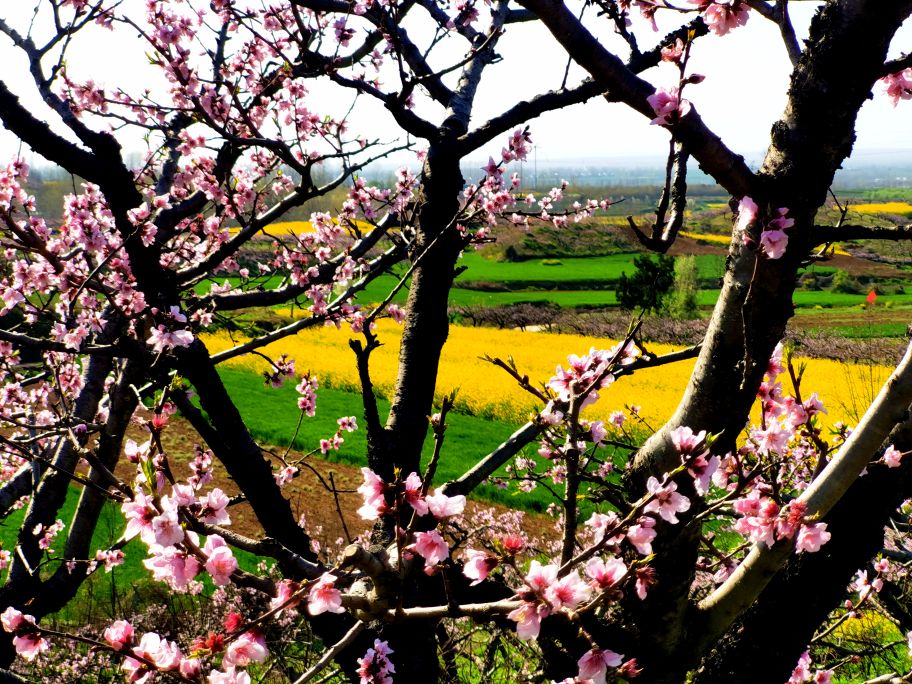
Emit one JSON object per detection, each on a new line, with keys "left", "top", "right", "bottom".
{"left": 1, "top": 1, "right": 912, "bottom": 683}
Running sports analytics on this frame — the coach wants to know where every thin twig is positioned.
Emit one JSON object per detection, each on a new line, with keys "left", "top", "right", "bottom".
{"left": 292, "top": 620, "right": 366, "bottom": 684}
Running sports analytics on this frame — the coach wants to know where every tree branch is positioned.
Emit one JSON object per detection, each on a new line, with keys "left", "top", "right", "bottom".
{"left": 458, "top": 80, "right": 605, "bottom": 155}
{"left": 698, "top": 339, "right": 912, "bottom": 641}
{"left": 513, "top": 0, "right": 755, "bottom": 198}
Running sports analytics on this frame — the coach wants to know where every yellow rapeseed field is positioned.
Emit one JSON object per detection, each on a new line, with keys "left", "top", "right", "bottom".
{"left": 228, "top": 220, "right": 375, "bottom": 236}
{"left": 203, "top": 321, "right": 890, "bottom": 430}
{"left": 851, "top": 202, "right": 912, "bottom": 215}
{"left": 679, "top": 230, "right": 850, "bottom": 256}
{"left": 679, "top": 230, "right": 732, "bottom": 246}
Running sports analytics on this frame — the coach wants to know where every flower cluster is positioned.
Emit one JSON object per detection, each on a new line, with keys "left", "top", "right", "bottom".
{"left": 736, "top": 196, "right": 794, "bottom": 259}
{"left": 689, "top": 0, "right": 750, "bottom": 36}
{"left": 880, "top": 69, "right": 912, "bottom": 107}
{"left": 357, "top": 639, "right": 395, "bottom": 684}
{"left": 1, "top": 607, "right": 49, "bottom": 662}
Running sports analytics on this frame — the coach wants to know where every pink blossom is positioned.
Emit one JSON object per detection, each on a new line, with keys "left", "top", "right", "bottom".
{"left": 760, "top": 228, "right": 789, "bottom": 259}
{"left": 646, "top": 87, "right": 691, "bottom": 126}
{"left": 270, "top": 579, "right": 302, "bottom": 615}
{"left": 643, "top": 477, "right": 691, "bottom": 524}
{"left": 880, "top": 69, "right": 912, "bottom": 106}
{"left": 357, "top": 639, "right": 395, "bottom": 684}
{"left": 307, "top": 572, "right": 344, "bottom": 615}
{"left": 143, "top": 544, "right": 201, "bottom": 592}
{"left": 337, "top": 415, "right": 358, "bottom": 432}
{"left": 122, "top": 490, "right": 158, "bottom": 544}
{"left": 104, "top": 619, "right": 134, "bottom": 651}
{"left": 661, "top": 38, "right": 684, "bottom": 63}
{"left": 274, "top": 465, "right": 298, "bottom": 486}
{"left": 525, "top": 560, "right": 558, "bottom": 593}
{"left": 701, "top": 0, "right": 750, "bottom": 36}
{"left": 462, "top": 549, "right": 497, "bottom": 585}
{"left": 507, "top": 600, "right": 550, "bottom": 640}
{"left": 224, "top": 630, "right": 268, "bottom": 667}
{"left": 750, "top": 421, "right": 791, "bottom": 456}
{"left": 590, "top": 420, "right": 607, "bottom": 444}
{"left": 426, "top": 490, "right": 466, "bottom": 518}
{"left": 1, "top": 607, "right": 48, "bottom": 661}
{"left": 736, "top": 196, "right": 759, "bottom": 233}
{"left": 627, "top": 517, "right": 656, "bottom": 555}
{"left": 296, "top": 375, "right": 318, "bottom": 416}
{"left": 585, "top": 556, "right": 627, "bottom": 590}
{"left": 124, "top": 632, "right": 182, "bottom": 681}
{"left": 403, "top": 471, "right": 428, "bottom": 516}
{"left": 503, "top": 534, "right": 525, "bottom": 555}
{"left": 788, "top": 651, "right": 812, "bottom": 684}
{"left": 208, "top": 668, "right": 251, "bottom": 684}
{"left": 199, "top": 488, "right": 231, "bottom": 525}
{"left": 670, "top": 425, "right": 706, "bottom": 455}
{"left": 387, "top": 304, "right": 406, "bottom": 324}
{"left": 180, "top": 657, "right": 202, "bottom": 677}
{"left": 803, "top": 393, "right": 826, "bottom": 417}
{"left": 204, "top": 535, "right": 238, "bottom": 586}
{"left": 578, "top": 648, "right": 624, "bottom": 684}
{"left": 766, "top": 342, "right": 785, "bottom": 380}
{"left": 147, "top": 325, "right": 194, "bottom": 353}
{"left": 411, "top": 530, "right": 449, "bottom": 567}
{"left": 0, "top": 607, "right": 25, "bottom": 633}
{"left": 586, "top": 511, "right": 620, "bottom": 543}
{"left": 13, "top": 632, "right": 49, "bottom": 661}
{"left": 688, "top": 454, "right": 720, "bottom": 497}
{"left": 796, "top": 523, "right": 831, "bottom": 553}
{"left": 151, "top": 508, "right": 184, "bottom": 547}
{"left": 94, "top": 547, "right": 124, "bottom": 571}
{"left": 357, "top": 468, "right": 386, "bottom": 520}
{"left": 545, "top": 570, "right": 591, "bottom": 610}
{"left": 883, "top": 444, "right": 904, "bottom": 468}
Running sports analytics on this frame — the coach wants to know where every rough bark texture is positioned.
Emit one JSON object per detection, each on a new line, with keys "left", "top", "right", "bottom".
{"left": 177, "top": 340, "right": 316, "bottom": 561}
{"left": 693, "top": 440, "right": 912, "bottom": 683}
{"left": 0, "top": 350, "right": 114, "bottom": 668}
{"left": 30, "top": 359, "right": 141, "bottom": 616}
{"left": 378, "top": 140, "right": 465, "bottom": 479}
{"left": 515, "top": 2, "right": 912, "bottom": 681}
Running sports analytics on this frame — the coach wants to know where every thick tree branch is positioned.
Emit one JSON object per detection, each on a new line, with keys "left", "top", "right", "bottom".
{"left": 458, "top": 80, "right": 605, "bottom": 155}
{"left": 440, "top": 421, "right": 543, "bottom": 498}
{"left": 882, "top": 51, "right": 912, "bottom": 77}
{"left": 698, "top": 340, "right": 912, "bottom": 642}
{"left": 174, "top": 340, "right": 316, "bottom": 566}
{"left": 0, "top": 80, "right": 98, "bottom": 181}
{"left": 514, "top": 0, "right": 755, "bottom": 199}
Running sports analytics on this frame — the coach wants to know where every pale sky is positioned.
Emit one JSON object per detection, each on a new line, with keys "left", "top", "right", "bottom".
{"left": 0, "top": 1, "right": 910, "bottom": 169}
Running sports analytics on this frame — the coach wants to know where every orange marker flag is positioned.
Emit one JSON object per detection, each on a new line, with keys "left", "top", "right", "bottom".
{"left": 866, "top": 290, "right": 877, "bottom": 306}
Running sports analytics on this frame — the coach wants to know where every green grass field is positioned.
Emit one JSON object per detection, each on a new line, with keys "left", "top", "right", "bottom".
{"left": 454, "top": 251, "right": 725, "bottom": 284}
{"left": 0, "top": 462, "right": 262, "bottom": 624}
{"left": 216, "top": 367, "right": 559, "bottom": 512}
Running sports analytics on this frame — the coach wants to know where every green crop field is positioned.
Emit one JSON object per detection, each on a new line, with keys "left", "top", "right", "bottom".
{"left": 216, "top": 367, "right": 560, "bottom": 512}
{"left": 0, "top": 489, "right": 261, "bottom": 624}
{"left": 454, "top": 251, "right": 725, "bottom": 284}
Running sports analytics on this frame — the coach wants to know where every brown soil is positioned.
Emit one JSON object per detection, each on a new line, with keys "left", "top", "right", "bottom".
{"left": 816, "top": 253, "right": 908, "bottom": 278}
{"left": 669, "top": 234, "right": 910, "bottom": 277}
{"left": 121, "top": 417, "right": 559, "bottom": 556}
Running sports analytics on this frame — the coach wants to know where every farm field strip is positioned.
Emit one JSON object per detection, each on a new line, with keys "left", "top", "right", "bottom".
{"left": 204, "top": 321, "right": 892, "bottom": 430}
{"left": 453, "top": 251, "right": 725, "bottom": 283}
{"left": 849, "top": 202, "right": 912, "bottom": 215}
